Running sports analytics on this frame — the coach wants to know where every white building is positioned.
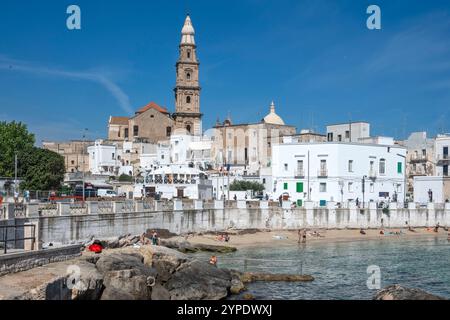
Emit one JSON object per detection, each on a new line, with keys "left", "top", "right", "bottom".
{"left": 413, "top": 176, "right": 450, "bottom": 204}
{"left": 170, "top": 134, "right": 212, "bottom": 169}
{"left": 326, "top": 122, "right": 370, "bottom": 143}
{"left": 271, "top": 142, "right": 406, "bottom": 206}
{"left": 134, "top": 165, "right": 213, "bottom": 200}
{"left": 88, "top": 140, "right": 120, "bottom": 175}
{"left": 435, "top": 134, "right": 450, "bottom": 177}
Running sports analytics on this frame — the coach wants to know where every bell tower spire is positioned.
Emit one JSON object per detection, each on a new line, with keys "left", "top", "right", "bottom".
{"left": 173, "top": 14, "right": 202, "bottom": 135}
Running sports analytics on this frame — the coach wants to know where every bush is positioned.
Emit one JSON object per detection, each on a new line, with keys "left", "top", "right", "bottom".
{"left": 229, "top": 180, "right": 265, "bottom": 193}
{"left": 118, "top": 174, "right": 133, "bottom": 182}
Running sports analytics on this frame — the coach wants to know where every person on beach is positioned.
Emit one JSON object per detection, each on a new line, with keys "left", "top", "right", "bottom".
{"left": 434, "top": 222, "right": 440, "bottom": 233}
{"left": 360, "top": 228, "right": 366, "bottom": 235}
{"left": 209, "top": 255, "right": 218, "bottom": 267}
{"left": 151, "top": 230, "right": 159, "bottom": 245}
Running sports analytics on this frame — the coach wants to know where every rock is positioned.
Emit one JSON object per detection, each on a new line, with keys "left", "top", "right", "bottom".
{"left": 100, "top": 269, "right": 152, "bottom": 300}
{"left": 68, "top": 259, "right": 104, "bottom": 300}
{"left": 140, "top": 245, "right": 189, "bottom": 281}
{"left": 374, "top": 285, "right": 446, "bottom": 300}
{"left": 98, "top": 237, "right": 120, "bottom": 249}
{"left": 95, "top": 251, "right": 150, "bottom": 275}
{"left": 242, "top": 293, "right": 255, "bottom": 300}
{"left": 165, "top": 260, "right": 232, "bottom": 300}
{"left": 230, "top": 278, "right": 246, "bottom": 295}
{"left": 239, "top": 272, "right": 314, "bottom": 283}
{"left": 151, "top": 283, "right": 171, "bottom": 300}
{"left": 145, "top": 229, "right": 177, "bottom": 239}
{"left": 160, "top": 239, "right": 237, "bottom": 254}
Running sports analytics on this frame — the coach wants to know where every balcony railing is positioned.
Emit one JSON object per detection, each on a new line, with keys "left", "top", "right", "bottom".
{"left": 436, "top": 154, "right": 450, "bottom": 165}
{"left": 317, "top": 169, "right": 328, "bottom": 178}
{"left": 295, "top": 169, "right": 305, "bottom": 178}
{"left": 410, "top": 154, "right": 429, "bottom": 162}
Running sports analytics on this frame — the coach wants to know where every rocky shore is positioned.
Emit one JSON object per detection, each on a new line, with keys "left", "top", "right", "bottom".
{"left": 374, "top": 285, "right": 447, "bottom": 300}
{"left": 0, "top": 242, "right": 314, "bottom": 300}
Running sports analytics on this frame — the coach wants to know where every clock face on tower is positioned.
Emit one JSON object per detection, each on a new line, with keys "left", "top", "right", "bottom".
{"left": 173, "top": 15, "right": 202, "bottom": 136}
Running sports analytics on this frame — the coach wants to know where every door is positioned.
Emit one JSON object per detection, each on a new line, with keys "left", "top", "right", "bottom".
{"left": 177, "top": 188, "right": 184, "bottom": 198}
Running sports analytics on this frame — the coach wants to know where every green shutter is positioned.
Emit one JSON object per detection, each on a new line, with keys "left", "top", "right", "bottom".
{"left": 320, "top": 200, "right": 327, "bottom": 207}
{"left": 397, "top": 162, "right": 402, "bottom": 173}
{"left": 283, "top": 183, "right": 288, "bottom": 190}
{"left": 297, "top": 199, "right": 303, "bottom": 207}
{"left": 296, "top": 182, "right": 303, "bottom": 193}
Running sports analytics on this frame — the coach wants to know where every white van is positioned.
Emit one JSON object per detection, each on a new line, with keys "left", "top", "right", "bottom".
{"left": 97, "top": 189, "right": 117, "bottom": 198}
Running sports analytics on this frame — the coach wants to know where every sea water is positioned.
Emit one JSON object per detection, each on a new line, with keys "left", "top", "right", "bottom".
{"left": 192, "top": 237, "right": 450, "bottom": 300}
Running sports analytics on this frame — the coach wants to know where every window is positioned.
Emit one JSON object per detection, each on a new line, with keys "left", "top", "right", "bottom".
{"left": 422, "top": 149, "right": 426, "bottom": 156}
{"left": 370, "top": 183, "right": 374, "bottom": 193}
{"left": 320, "top": 183, "right": 327, "bottom": 192}
{"left": 186, "top": 125, "right": 191, "bottom": 133}
{"left": 338, "top": 135, "right": 342, "bottom": 142}
{"left": 187, "top": 50, "right": 191, "bottom": 59}
{"left": 112, "top": 153, "right": 115, "bottom": 160}
{"left": 444, "top": 165, "right": 449, "bottom": 177}
{"left": 186, "top": 73, "right": 191, "bottom": 80}
{"left": 297, "top": 160, "right": 304, "bottom": 175}
{"left": 379, "top": 159, "right": 386, "bottom": 175}
{"left": 327, "top": 133, "right": 333, "bottom": 141}
{"left": 133, "top": 125, "right": 139, "bottom": 137}
{"left": 345, "top": 131, "right": 350, "bottom": 139}
{"left": 161, "top": 155, "right": 164, "bottom": 160}
{"left": 166, "top": 127, "right": 172, "bottom": 137}
{"left": 262, "top": 178, "right": 266, "bottom": 184}
{"left": 423, "top": 163, "right": 427, "bottom": 173}
{"left": 397, "top": 162, "right": 402, "bottom": 174}
{"left": 348, "top": 160, "right": 353, "bottom": 172}
{"left": 118, "top": 129, "right": 120, "bottom": 137}
{"left": 283, "top": 182, "right": 288, "bottom": 190}
{"left": 124, "top": 128, "right": 129, "bottom": 139}
{"left": 71, "top": 160, "right": 75, "bottom": 165}
{"left": 320, "top": 160, "right": 327, "bottom": 170}
{"left": 186, "top": 96, "right": 191, "bottom": 104}
{"left": 296, "top": 182, "right": 304, "bottom": 193}
{"left": 348, "top": 182, "right": 354, "bottom": 192}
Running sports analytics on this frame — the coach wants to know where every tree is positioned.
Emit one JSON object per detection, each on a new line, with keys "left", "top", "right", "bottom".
{"left": 118, "top": 173, "right": 133, "bottom": 182}
{"left": 20, "top": 148, "right": 65, "bottom": 191}
{"left": 229, "top": 180, "right": 265, "bottom": 193}
{"left": 0, "top": 121, "right": 35, "bottom": 177}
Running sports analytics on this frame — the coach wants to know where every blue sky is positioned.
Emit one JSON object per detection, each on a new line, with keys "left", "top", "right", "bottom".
{"left": 1, "top": 0, "right": 450, "bottom": 144}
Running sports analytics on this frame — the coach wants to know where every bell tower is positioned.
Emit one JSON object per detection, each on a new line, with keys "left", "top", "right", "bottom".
{"left": 173, "top": 14, "right": 202, "bottom": 135}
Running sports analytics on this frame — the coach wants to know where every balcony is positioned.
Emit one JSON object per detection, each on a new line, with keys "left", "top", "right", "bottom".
{"left": 368, "top": 169, "right": 377, "bottom": 179}
{"left": 295, "top": 169, "right": 305, "bottom": 178}
{"left": 408, "top": 167, "right": 427, "bottom": 177}
{"left": 317, "top": 169, "right": 328, "bottom": 178}
{"left": 436, "top": 154, "right": 450, "bottom": 166}
{"left": 409, "top": 154, "right": 429, "bottom": 163}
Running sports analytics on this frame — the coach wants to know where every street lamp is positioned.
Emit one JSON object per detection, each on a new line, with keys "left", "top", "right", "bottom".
{"left": 82, "top": 128, "right": 89, "bottom": 204}
{"left": 362, "top": 175, "right": 367, "bottom": 209}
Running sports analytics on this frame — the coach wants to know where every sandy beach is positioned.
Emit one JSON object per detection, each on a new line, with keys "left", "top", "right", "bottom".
{"left": 168, "top": 227, "right": 450, "bottom": 249}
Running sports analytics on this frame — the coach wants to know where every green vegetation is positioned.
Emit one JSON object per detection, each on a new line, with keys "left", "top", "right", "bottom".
{"left": 0, "top": 121, "right": 65, "bottom": 191}
{"left": 118, "top": 173, "right": 133, "bottom": 182}
{"left": 229, "top": 180, "right": 265, "bottom": 193}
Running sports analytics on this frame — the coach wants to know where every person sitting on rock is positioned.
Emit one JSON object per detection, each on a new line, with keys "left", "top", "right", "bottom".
{"left": 360, "top": 229, "right": 366, "bottom": 235}
{"left": 224, "top": 234, "right": 230, "bottom": 242}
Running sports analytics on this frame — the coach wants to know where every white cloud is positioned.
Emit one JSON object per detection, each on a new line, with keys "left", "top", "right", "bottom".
{"left": 0, "top": 55, "right": 133, "bottom": 115}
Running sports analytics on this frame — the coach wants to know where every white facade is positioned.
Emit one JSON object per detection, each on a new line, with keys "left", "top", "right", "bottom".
{"left": 435, "top": 134, "right": 450, "bottom": 177}
{"left": 170, "top": 134, "right": 212, "bottom": 169}
{"left": 271, "top": 142, "right": 406, "bottom": 206}
{"left": 326, "top": 122, "right": 370, "bottom": 143}
{"left": 134, "top": 165, "right": 213, "bottom": 200}
{"left": 88, "top": 140, "right": 119, "bottom": 175}
{"left": 413, "top": 176, "right": 448, "bottom": 204}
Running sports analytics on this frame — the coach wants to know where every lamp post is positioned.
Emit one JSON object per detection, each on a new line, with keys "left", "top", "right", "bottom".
{"left": 362, "top": 175, "right": 367, "bottom": 209}
{"left": 82, "top": 128, "right": 88, "bottom": 204}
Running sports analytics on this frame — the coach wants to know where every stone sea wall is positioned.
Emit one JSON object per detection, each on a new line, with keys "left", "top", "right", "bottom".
{"left": 30, "top": 203, "right": 450, "bottom": 245}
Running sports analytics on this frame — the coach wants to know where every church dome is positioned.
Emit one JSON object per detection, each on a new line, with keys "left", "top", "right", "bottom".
{"left": 263, "top": 101, "right": 285, "bottom": 125}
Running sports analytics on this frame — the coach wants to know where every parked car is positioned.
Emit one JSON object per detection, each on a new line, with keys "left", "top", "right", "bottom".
{"left": 97, "top": 189, "right": 117, "bottom": 198}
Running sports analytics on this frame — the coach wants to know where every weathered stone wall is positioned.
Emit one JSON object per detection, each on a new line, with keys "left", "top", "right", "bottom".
{"left": 31, "top": 205, "right": 450, "bottom": 245}
{"left": 0, "top": 244, "right": 82, "bottom": 277}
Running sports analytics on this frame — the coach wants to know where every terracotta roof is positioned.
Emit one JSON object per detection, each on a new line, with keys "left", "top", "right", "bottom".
{"left": 136, "top": 102, "right": 169, "bottom": 114}
{"left": 109, "top": 116, "right": 129, "bottom": 125}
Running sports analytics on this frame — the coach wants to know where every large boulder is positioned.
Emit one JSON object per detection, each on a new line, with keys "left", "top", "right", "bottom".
{"left": 101, "top": 269, "right": 152, "bottom": 300}
{"left": 140, "top": 245, "right": 189, "bottom": 282}
{"left": 374, "top": 285, "right": 446, "bottom": 300}
{"left": 69, "top": 259, "right": 104, "bottom": 300}
{"left": 165, "top": 260, "right": 232, "bottom": 300}
{"left": 95, "top": 252, "right": 147, "bottom": 274}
